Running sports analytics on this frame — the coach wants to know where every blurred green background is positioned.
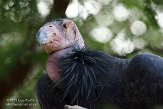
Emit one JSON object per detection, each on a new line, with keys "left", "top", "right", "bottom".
{"left": 0, "top": 0, "right": 163, "bottom": 109}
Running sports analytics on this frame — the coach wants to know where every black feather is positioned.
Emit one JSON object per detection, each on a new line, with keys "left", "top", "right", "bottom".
{"left": 37, "top": 51, "right": 163, "bottom": 109}
{"left": 56, "top": 48, "right": 128, "bottom": 104}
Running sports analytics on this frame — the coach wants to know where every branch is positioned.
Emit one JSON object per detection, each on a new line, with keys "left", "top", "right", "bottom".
{"left": 45, "top": 0, "right": 70, "bottom": 21}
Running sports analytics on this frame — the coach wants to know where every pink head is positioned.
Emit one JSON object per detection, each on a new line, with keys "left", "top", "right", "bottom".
{"left": 36, "top": 18, "right": 85, "bottom": 54}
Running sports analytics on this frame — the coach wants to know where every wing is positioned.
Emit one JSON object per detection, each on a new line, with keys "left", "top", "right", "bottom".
{"left": 36, "top": 74, "right": 67, "bottom": 109}
{"left": 124, "top": 53, "right": 163, "bottom": 103}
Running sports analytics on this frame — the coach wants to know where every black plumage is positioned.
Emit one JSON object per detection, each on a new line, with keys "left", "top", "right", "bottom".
{"left": 37, "top": 48, "right": 163, "bottom": 109}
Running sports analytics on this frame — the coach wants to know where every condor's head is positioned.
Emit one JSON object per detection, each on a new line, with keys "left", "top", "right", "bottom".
{"left": 36, "top": 18, "right": 85, "bottom": 54}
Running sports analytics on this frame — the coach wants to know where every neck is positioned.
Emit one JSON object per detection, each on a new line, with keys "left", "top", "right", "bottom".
{"left": 46, "top": 47, "right": 76, "bottom": 82}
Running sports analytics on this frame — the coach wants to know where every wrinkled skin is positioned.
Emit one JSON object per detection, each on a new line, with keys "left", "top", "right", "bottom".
{"left": 36, "top": 19, "right": 84, "bottom": 54}
{"left": 37, "top": 18, "right": 85, "bottom": 84}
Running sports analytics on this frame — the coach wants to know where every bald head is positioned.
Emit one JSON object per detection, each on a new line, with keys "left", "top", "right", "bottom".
{"left": 36, "top": 19, "right": 85, "bottom": 54}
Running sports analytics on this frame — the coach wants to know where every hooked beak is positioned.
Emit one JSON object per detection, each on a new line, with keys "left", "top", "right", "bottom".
{"left": 36, "top": 31, "right": 48, "bottom": 45}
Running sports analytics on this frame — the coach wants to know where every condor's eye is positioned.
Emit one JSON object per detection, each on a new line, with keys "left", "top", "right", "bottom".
{"left": 63, "top": 23, "right": 68, "bottom": 29}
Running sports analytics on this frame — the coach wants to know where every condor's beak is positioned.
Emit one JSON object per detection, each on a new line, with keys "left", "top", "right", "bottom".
{"left": 36, "top": 31, "right": 48, "bottom": 45}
